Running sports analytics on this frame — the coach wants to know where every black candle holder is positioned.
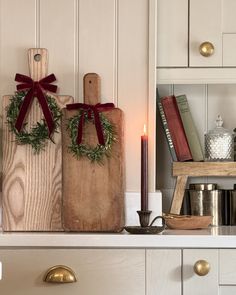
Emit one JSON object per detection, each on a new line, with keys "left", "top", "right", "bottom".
{"left": 124, "top": 211, "right": 166, "bottom": 234}
{"left": 137, "top": 210, "right": 152, "bottom": 227}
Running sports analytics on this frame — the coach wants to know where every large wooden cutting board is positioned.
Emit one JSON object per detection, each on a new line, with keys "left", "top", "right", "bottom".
{"left": 62, "top": 73, "right": 124, "bottom": 232}
{"left": 2, "top": 48, "right": 73, "bottom": 231}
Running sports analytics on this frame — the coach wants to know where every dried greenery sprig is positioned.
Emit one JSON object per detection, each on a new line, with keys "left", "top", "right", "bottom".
{"left": 6, "top": 91, "right": 62, "bottom": 153}
{"left": 67, "top": 111, "right": 116, "bottom": 163}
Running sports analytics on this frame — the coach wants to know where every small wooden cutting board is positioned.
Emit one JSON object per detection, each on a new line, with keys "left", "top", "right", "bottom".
{"left": 2, "top": 48, "right": 73, "bottom": 231}
{"left": 62, "top": 73, "right": 125, "bottom": 232}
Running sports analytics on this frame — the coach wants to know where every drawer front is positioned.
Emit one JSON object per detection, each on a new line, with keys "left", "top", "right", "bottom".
{"left": 219, "top": 249, "right": 236, "bottom": 285}
{"left": 183, "top": 249, "right": 219, "bottom": 295}
{"left": 0, "top": 249, "right": 145, "bottom": 295}
{"left": 220, "top": 286, "right": 236, "bottom": 295}
{"left": 146, "top": 249, "right": 182, "bottom": 295}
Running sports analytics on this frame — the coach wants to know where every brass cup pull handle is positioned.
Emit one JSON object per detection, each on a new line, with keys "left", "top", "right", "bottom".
{"left": 193, "top": 260, "right": 210, "bottom": 276}
{"left": 44, "top": 265, "right": 77, "bottom": 283}
{"left": 199, "top": 42, "right": 215, "bottom": 57}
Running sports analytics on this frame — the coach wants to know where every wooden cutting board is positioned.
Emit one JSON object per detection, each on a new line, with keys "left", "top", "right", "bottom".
{"left": 2, "top": 48, "right": 73, "bottom": 231}
{"left": 62, "top": 73, "right": 124, "bottom": 232}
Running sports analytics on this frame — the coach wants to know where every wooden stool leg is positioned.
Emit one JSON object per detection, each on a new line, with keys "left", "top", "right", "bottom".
{"left": 170, "top": 176, "right": 188, "bottom": 214}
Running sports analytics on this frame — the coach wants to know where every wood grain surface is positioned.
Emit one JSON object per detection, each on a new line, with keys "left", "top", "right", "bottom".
{"left": 170, "top": 175, "right": 188, "bottom": 214}
{"left": 171, "top": 161, "right": 236, "bottom": 214}
{"left": 173, "top": 161, "right": 236, "bottom": 176}
{"left": 2, "top": 48, "right": 73, "bottom": 231}
{"left": 62, "top": 73, "right": 125, "bottom": 232}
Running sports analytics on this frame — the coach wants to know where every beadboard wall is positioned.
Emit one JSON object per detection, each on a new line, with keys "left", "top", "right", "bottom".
{"left": 0, "top": 0, "right": 156, "bottom": 189}
{"left": 0, "top": 0, "right": 159, "bottom": 226}
{"left": 157, "top": 84, "right": 236, "bottom": 212}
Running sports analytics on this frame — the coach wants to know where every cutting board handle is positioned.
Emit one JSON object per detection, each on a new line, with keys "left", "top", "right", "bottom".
{"left": 28, "top": 48, "right": 48, "bottom": 81}
{"left": 83, "top": 73, "right": 101, "bottom": 105}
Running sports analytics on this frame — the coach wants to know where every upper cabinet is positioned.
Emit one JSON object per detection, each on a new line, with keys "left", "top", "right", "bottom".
{"left": 156, "top": 0, "right": 236, "bottom": 83}
{"left": 156, "top": 0, "right": 188, "bottom": 67}
{"left": 189, "top": 0, "right": 222, "bottom": 67}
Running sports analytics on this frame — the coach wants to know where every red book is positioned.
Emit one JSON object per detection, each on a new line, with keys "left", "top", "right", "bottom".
{"left": 161, "top": 95, "right": 193, "bottom": 161}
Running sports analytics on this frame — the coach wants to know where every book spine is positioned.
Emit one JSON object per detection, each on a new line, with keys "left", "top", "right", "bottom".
{"left": 176, "top": 95, "right": 204, "bottom": 161}
{"left": 161, "top": 95, "right": 193, "bottom": 162}
{"left": 157, "top": 97, "right": 177, "bottom": 161}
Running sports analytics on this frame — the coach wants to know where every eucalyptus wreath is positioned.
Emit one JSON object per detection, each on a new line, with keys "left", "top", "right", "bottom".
{"left": 6, "top": 91, "right": 62, "bottom": 153}
{"left": 67, "top": 111, "right": 116, "bottom": 163}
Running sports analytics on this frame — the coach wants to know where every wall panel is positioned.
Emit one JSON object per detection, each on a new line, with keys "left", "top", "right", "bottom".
{"left": 40, "top": 0, "right": 77, "bottom": 97}
{"left": 118, "top": 0, "right": 149, "bottom": 191}
{"left": 0, "top": 0, "right": 37, "bottom": 97}
{"left": 78, "top": 0, "right": 117, "bottom": 103}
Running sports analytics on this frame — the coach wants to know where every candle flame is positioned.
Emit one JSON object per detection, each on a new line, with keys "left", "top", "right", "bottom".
{"left": 143, "top": 124, "right": 147, "bottom": 135}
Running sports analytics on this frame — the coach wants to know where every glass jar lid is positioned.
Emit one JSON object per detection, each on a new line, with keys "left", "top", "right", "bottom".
{"left": 206, "top": 115, "right": 232, "bottom": 136}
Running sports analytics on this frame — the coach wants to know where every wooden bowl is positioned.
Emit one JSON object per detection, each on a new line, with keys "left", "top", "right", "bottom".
{"left": 164, "top": 215, "right": 212, "bottom": 230}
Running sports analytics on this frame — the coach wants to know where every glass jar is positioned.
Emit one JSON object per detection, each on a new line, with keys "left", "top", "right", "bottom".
{"left": 205, "top": 115, "right": 234, "bottom": 161}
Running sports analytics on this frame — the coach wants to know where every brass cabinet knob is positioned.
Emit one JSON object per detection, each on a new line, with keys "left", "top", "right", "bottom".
{"left": 193, "top": 260, "right": 210, "bottom": 276}
{"left": 44, "top": 265, "right": 77, "bottom": 283}
{"left": 199, "top": 42, "right": 215, "bottom": 57}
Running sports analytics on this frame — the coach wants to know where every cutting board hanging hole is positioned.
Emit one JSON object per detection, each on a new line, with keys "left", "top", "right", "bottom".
{"left": 34, "top": 54, "right": 41, "bottom": 62}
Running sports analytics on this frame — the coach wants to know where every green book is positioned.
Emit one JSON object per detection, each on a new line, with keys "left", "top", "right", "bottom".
{"left": 176, "top": 94, "right": 204, "bottom": 161}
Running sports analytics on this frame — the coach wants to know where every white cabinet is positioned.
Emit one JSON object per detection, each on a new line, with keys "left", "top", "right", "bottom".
{"left": 189, "top": 0, "right": 236, "bottom": 67}
{"left": 0, "top": 248, "right": 182, "bottom": 295}
{"left": 183, "top": 249, "right": 219, "bottom": 295}
{"left": 147, "top": 248, "right": 236, "bottom": 295}
{"left": 156, "top": 0, "right": 188, "bottom": 67}
{"left": 189, "top": 0, "right": 222, "bottom": 67}
{"left": 0, "top": 249, "right": 145, "bottom": 295}
{"left": 157, "top": 0, "right": 236, "bottom": 68}
{"left": 3, "top": 247, "right": 236, "bottom": 294}
{"left": 146, "top": 249, "right": 182, "bottom": 295}
{"left": 156, "top": 0, "right": 236, "bottom": 83}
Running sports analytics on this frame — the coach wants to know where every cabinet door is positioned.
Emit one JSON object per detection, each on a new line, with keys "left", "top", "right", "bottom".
{"left": 156, "top": 0, "right": 188, "bottom": 67}
{"left": 189, "top": 0, "right": 222, "bottom": 67}
{"left": 146, "top": 249, "right": 182, "bottom": 295}
{"left": 0, "top": 249, "right": 145, "bottom": 295}
{"left": 217, "top": 249, "right": 236, "bottom": 294}
{"left": 219, "top": 249, "right": 236, "bottom": 284}
{"left": 183, "top": 249, "right": 219, "bottom": 295}
{"left": 190, "top": 0, "right": 236, "bottom": 67}
{"left": 222, "top": 0, "right": 236, "bottom": 66}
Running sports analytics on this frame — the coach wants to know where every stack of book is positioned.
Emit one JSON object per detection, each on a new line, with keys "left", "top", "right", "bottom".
{"left": 157, "top": 90, "right": 204, "bottom": 162}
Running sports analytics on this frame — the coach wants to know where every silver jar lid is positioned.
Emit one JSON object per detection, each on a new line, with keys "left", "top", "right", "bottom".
{"left": 189, "top": 183, "right": 217, "bottom": 190}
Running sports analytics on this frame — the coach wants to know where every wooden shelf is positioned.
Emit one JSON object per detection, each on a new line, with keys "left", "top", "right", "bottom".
{"left": 170, "top": 162, "right": 236, "bottom": 214}
{"left": 173, "top": 161, "right": 236, "bottom": 177}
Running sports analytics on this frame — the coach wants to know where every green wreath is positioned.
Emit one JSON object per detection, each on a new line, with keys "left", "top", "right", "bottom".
{"left": 67, "top": 111, "right": 116, "bottom": 163}
{"left": 6, "top": 91, "right": 62, "bottom": 153}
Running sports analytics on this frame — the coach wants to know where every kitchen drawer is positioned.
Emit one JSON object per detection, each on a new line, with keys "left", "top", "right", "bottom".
{"left": 220, "top": 286, "right": 236, "bottom": 295}
{"left": 219, "top": 249, "right": 236, "bottom": 285}
{"left": 0, "top": 249, "right": 145, "bottom": 295}
{"left": 183, "top": 249, "right": 218, "bottom": 295}
{"left": 146, "top": 249, "right": 182, "bottom": 295}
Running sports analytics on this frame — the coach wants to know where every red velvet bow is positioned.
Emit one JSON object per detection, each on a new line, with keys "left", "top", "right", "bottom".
{"left": 14, "top": 73, "right": 58, "bottom": 135}
{"left": 66, "top": 102, "right": 115, "bottom": 145}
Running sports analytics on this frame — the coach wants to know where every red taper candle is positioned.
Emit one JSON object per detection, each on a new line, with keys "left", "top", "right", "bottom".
{"left": 141, "top": 124, "right": 148, "bottom": 211}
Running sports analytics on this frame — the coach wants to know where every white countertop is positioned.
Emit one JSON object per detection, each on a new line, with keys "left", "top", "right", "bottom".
{"left": 1, "top": 226, "right": 236, "bottom": 248}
